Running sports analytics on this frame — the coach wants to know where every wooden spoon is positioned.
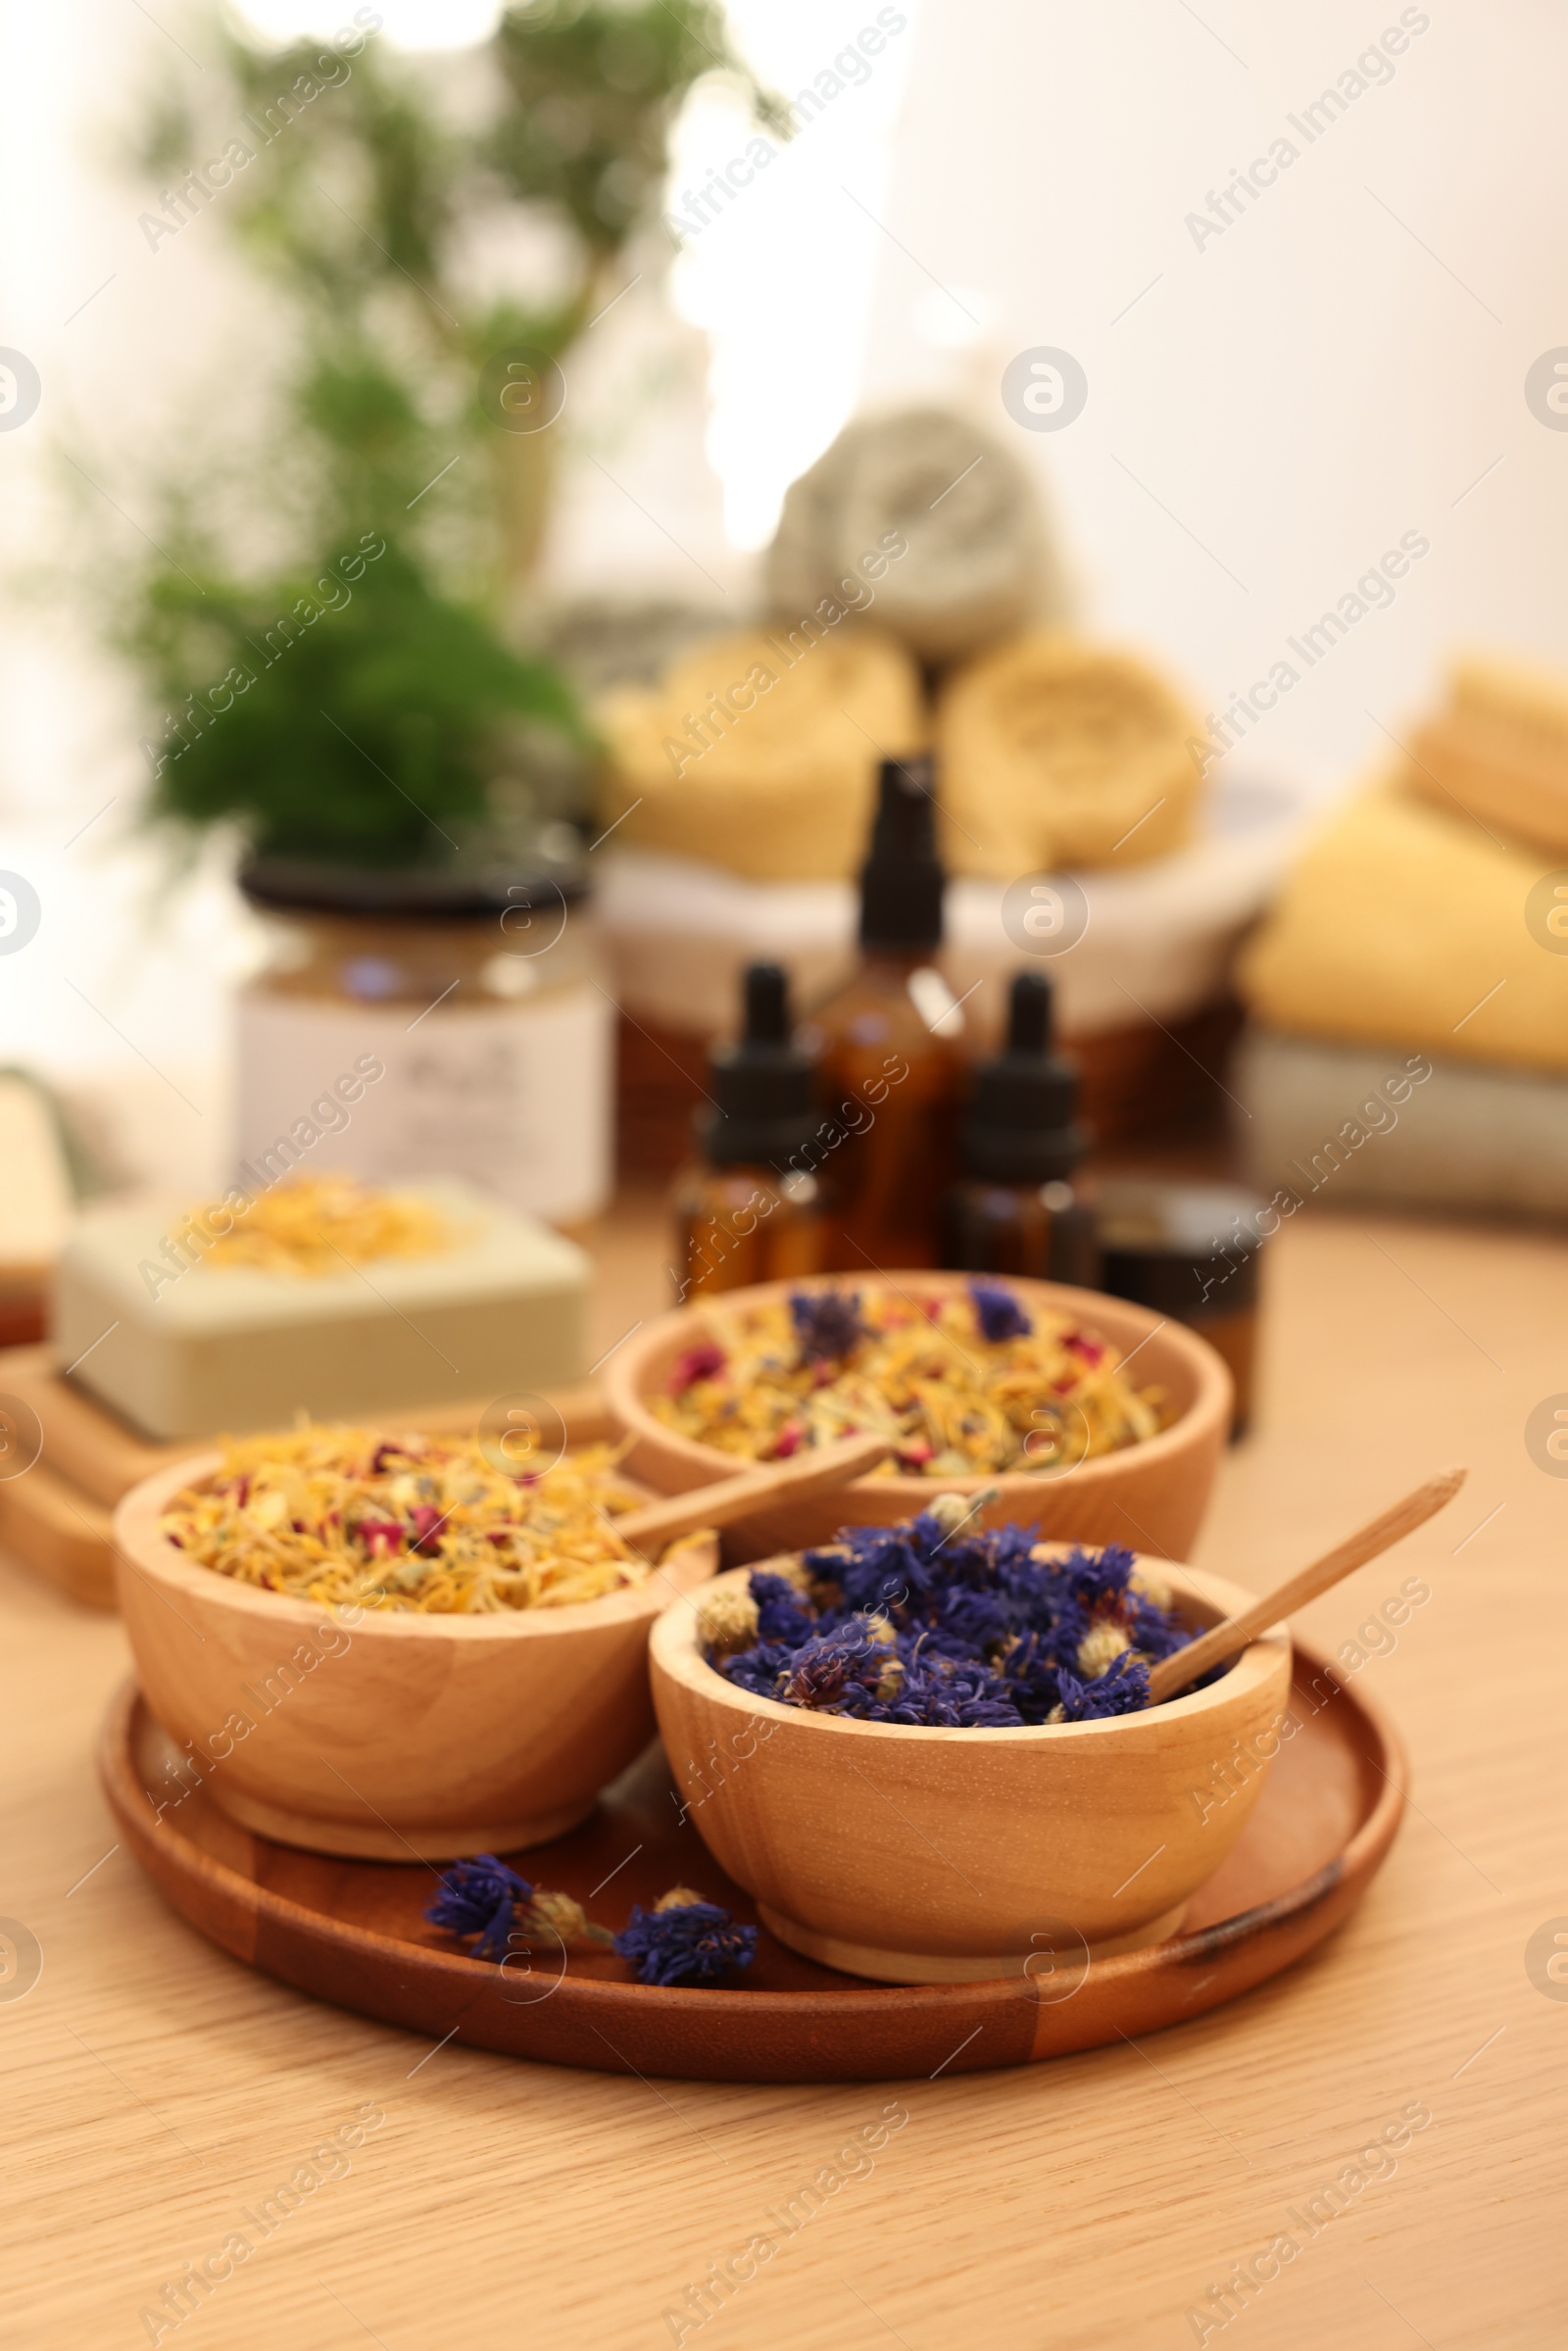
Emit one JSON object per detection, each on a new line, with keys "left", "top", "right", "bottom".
{"left": 612, "top": 1431, "right": 892, "bottom": 1552}
{"left": 1147, "top": 1465, "right": 1468, "bottom": 1704}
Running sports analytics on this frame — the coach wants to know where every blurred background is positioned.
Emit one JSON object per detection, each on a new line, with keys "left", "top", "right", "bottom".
{"left": 4, "top": 0, "right": 1568, "bottom": 1365}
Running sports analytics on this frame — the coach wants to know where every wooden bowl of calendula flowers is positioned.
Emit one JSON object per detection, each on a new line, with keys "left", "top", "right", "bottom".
{"left": 114, "top": 1425, "right": 718, "bottom": 1863}
{"left": 605, "top": 1272, "right": 1232, "bottom": 1563}
{"left": 649, "top": 1503, "right": 1290, "bottom": 1983}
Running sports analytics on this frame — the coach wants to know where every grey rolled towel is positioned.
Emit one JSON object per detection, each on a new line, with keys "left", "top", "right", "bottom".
{"left": 765, "top": 407, "right": 1070, "bottom": 665}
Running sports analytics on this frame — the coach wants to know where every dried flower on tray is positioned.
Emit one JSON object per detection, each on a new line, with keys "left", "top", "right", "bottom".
{"left": 705, "top": 1507, "right": 1200, "bottom": 1727}
{"left": 612, "top": 1888, "right": 759, "bottom": 1986}
{"left": 423, "top": 1856, "right": 614, "bottom": 1964}
{"left": 656, "top": 1279, "right": 1164, "bottom": 1477}
{"left": 160, "top": 1426, "right": 652, "bottom": 1615}
{"left": 423, "top": 1865, "right": 756, "bottom": 1988}
{"left": 424, "top": 1854, "right": 533, "bottom": 1963}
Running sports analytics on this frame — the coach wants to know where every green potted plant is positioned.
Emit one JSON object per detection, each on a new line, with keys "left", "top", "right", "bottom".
{"left": 81, "top": 0, "right": 781, "bottom": 1225}
{"left": 113, "top": 0, "right": 780, "bottom": 873}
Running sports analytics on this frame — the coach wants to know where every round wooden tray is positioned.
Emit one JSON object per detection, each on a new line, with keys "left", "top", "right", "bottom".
{"left": 100, "top": 1649, "right": 1405, "bottom": 2083}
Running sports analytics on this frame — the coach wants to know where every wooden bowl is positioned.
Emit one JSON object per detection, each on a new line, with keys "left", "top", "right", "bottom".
{"left": 114, "top": 1453, "right": 716, "bottom": 1863}
{"left": 603, "top": 1273, "right": 1232, "bottom": 1561}
{"left": 649, "top": 1555, "right": 1291, "bottom": 1983}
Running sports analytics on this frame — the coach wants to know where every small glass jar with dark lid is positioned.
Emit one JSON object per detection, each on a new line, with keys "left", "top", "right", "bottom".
{"left": 1094, "top": 1178, "right": 1269, "bottom": 1438}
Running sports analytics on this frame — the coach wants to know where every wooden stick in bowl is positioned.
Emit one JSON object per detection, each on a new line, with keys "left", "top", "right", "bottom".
{"left": 612, "top": 1431, "right": 893, "bottom": 1552}
{"left": 1148, "top": 1466, "right": 1467, "bottom": 1704}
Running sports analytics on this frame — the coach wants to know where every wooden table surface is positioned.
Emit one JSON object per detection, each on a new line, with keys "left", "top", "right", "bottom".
{"left": 5, "top": 1199, "right": 1566, "bottom": 2350}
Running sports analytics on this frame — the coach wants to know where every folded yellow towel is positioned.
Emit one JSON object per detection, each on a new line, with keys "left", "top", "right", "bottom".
{"left": 936, "top": 631, "right": 1201, "bottom": 876}
{"left": 1238, "top": 778, "right": 1568, "bottom": 1074}
{"left": 594, "top": 624, "right": 923, "bottom": 882}
{"left": 1409, "top": 651, "right": 1568, "bottom": 857}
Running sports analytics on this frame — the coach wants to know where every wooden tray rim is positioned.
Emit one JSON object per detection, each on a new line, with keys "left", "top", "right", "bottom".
{"left": 99, "top": 1649, "right": 1407, "bottom": 2051}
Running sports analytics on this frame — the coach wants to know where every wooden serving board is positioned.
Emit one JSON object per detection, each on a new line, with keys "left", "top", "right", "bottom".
{"left": 101, "top": 1649, "right": 1405, "bottom": 2082}
{"left": 0, "top": 1346, "right": 610, "bottom": 1609}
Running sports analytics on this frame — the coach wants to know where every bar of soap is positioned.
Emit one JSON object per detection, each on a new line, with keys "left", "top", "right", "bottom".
{"left": 52, "top": 1180, "right": 589, "bottom": 1441}
{"left": 0, "top": 1074, "right": 75, "bottom": 1277}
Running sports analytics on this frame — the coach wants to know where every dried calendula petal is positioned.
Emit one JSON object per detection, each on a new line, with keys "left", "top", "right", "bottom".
{"left": 159, "top": 1425, "right": 650, "bottom": 1616}
{"left": 655, "top": 1281, "right": 1165, "bottom": 1478}
{"left": 190, "top": 1173, "right": 454, "bottom": 1278}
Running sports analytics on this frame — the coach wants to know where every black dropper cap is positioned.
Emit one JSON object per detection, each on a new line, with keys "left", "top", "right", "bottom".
{"left": 858, "top": 757, "right": 944, "bottom": 951}
{"left": 701, "top": 963, "right": 818, "bottom": 1171}
{"left": 958, "top": 971, "right": 1086, "bottom": 1184}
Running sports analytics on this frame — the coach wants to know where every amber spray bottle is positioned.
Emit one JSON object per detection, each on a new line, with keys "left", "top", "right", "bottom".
{"left": 802, "top": 757, "right": 968, "bottom": 1272}
{"left": 939, "top": 969, "right": 1099, "bottom": 1285}
{"left": 669, "top": 962, "right": 827, "bottom": 1299}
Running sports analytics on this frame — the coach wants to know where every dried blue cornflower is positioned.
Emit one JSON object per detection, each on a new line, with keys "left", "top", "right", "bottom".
{"left": 719, "top": 1637, "right": 809, "bottom": 1702}
{"left": 881, "top": 1648, "right": 1020, "bottom": 1728}
{"left": 789, "top": 1287, "right": 868, "bottom": 1363}
{"left": 613, "top": 1887, "right": 758, "bottom": 1986}
{"left": 707, "top": 1513, "right": 1194, "bottom": 1729}
{"left": 1059, "top": 1541, "right": 1139, "bottom": 1613}
{"left": 778, "top": 1624, "right": 890, "bottom": 1714}
{"left": 969, "top": 1278, "right": 1034, "bottom": 1343}
{"left": 813, "top": 1520, "right": 940, "bottom": 1619}
{"left": 424, "top": 1853, "right": 531, "bottom": 1963}
{"left": 749, "top": 1569, "right": 816, "bottom": 1646}
{"left": 996, "top": 1627, "right": 1064, "bottom": 1719}
{"left": 1124, "top": 1590, "right": 1189, "bottom": 1663}
{"left": 930, "top": 1580, "right": 1012, "bottom": 1656}
{"left": 1055, "top": 1652, "right": 1152, "bottom": 1721}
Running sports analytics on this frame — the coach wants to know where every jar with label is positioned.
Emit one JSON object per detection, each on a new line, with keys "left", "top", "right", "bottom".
{"left": 234, "top": 857, "right": 612, "bottom": 1232}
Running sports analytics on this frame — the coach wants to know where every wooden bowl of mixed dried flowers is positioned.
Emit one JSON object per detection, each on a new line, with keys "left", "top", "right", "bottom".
{"left": 114, "top": 1425, "right": 718, "bottom": 1862}
{"left": 605, "top": 1273, "right": 1232, "bottom": 1563}
{"left": 649, "top": 1498, "right": 1291, "bottom": 1983}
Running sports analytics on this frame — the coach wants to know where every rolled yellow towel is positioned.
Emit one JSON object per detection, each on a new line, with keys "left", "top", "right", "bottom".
{"left": 937, "top": 631, "right": 1201, "bottom": 876}
{"left": 594, "top": 624, "right": 923, "bottom": 881}
{"left": 1237, "top": 777, "right": 1568, "bottom": 1074}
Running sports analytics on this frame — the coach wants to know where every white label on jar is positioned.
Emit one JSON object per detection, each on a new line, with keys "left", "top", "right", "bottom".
{"left": 234, "top": 986, "right": 613, "bottom": 1225}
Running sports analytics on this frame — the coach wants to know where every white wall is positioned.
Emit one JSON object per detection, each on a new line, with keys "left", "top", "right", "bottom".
{"left": 857, "top": 0, "right": 1568, "bottom": 775}
{"left": 2, "top": 0, "right": 1563, "bottom": 1180}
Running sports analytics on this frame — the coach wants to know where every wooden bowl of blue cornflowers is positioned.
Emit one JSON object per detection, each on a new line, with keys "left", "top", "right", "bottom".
{"left": 648, "top": 1500, "right": 1290, "bottom": 1984}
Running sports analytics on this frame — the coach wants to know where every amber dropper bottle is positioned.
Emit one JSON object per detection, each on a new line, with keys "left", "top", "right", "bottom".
{"left": 802, "top": 757, "right": 967, "bottom": 1272}
{"left": 670, "top": 962, "right": 827, "bottom": 1299}
{"left": 939, "top": 969, "right": 1099, "bottom": 1286}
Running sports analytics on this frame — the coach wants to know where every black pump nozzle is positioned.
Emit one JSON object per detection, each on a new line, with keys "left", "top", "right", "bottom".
{"left": 701, "top": 961, "right": 817, "bottom": 1171}
{"left": 958, "top": 970, "right": 1086, "bottom": 1185}
{"left": 741, "top": 960, "right": 789, "bottom": 1047}
{"left": 858, "top": 757, "right": 944, "bottom": 951}
{"left": 1004, "top": 968, "right": 1052, "bottom": 1056}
